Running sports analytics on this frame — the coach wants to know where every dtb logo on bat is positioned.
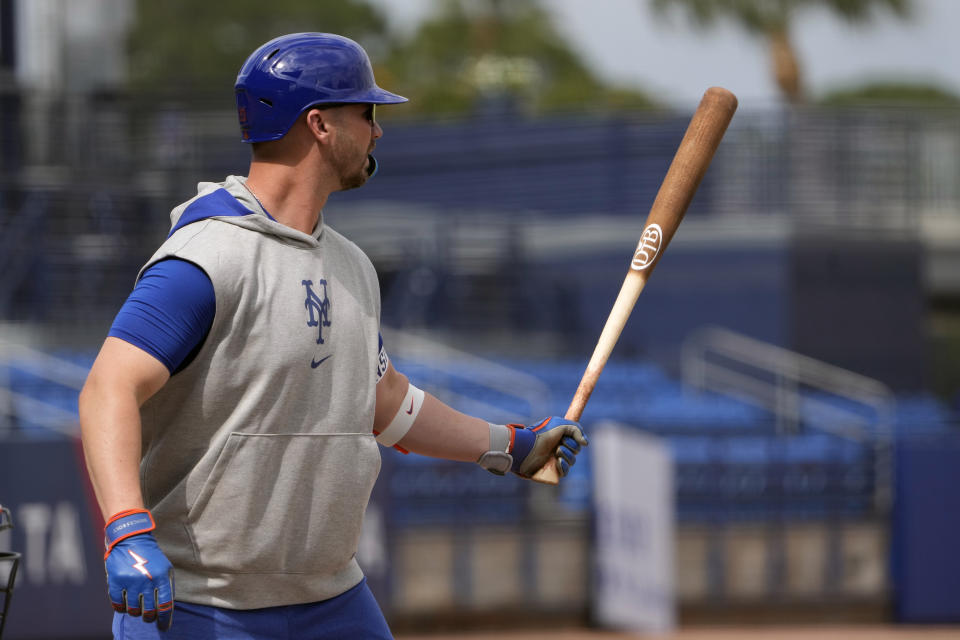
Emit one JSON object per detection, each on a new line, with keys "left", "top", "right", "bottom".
{"left": 631, "top": 223, "right": 663, "bottom": 271}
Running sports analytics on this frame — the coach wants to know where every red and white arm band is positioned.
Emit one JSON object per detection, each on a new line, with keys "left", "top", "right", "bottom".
{"left": 375, "top": 383, "right": 425, "bottom": 447}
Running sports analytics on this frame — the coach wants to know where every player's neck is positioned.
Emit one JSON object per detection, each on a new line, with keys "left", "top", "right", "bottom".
{"left": 245, "top": 161, "right": 333, "bottom": 235}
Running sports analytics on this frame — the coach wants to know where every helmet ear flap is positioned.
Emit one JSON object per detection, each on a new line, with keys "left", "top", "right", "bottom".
{"left": 236, "top": 89, "right": 253, "bottom": 141}
{"left": 236, "top": 88, "right": 281, "bottom": 142}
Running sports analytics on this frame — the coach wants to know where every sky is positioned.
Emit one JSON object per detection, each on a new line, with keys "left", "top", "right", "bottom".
{"left": 367, "top": 0, "right": 960, "bottom": 110}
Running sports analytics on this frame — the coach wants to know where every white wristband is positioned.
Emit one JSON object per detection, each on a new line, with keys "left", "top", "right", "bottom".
{"left": 376, "top": 383, "right": 425, "bottom": 447}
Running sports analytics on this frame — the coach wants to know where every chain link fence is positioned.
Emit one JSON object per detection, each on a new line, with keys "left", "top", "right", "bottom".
{"left": 1, "top": 91, "right": 957, "bottom": 338}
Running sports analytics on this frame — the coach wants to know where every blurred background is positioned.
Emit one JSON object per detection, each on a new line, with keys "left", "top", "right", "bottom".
{"left": 0, "top": 0, "right": 959, "bottom": 638}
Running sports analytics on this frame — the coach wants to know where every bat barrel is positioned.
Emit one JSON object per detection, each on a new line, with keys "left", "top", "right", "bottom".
{"left": 642, "top": 87, "right": 738, "bottom": 275}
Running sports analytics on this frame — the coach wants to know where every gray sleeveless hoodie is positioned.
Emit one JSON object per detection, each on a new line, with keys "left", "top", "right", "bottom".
{"left": 137, "top": 176, "right": 381, "bottom": 609}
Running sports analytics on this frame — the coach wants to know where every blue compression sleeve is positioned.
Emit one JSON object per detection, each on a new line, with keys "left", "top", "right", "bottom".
{"left": 108, "top": 259, "right": 215, "bottom": 374}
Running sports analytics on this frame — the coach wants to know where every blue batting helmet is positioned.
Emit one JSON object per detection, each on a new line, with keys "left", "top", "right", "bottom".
{"left": 235, "top": 32, "right": 407, "bottom": 143}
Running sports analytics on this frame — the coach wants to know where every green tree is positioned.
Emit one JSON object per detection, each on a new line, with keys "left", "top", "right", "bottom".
{"left": 821, "top": 82, "right": 960, "bottom": 106}
{"left": 381, "top": 0, "right": 657, "bottom": 116}
{"left": 127, "top": 0, "right": 391, "bottom": 98}
{"left": 649, "top": 0, "right": 911, "bottom": 103}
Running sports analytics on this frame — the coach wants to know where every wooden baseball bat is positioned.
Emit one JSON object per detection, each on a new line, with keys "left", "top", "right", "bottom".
{"left": 532, "top": 87, "right": 738, "bottom": 485}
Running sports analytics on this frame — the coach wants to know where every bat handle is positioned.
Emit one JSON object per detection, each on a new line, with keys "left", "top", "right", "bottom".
{"left": 564, "top": 377, "right": 594, "bottom": 423}
{"left": 531, "top": 274, "right": 646, "bottom": 485}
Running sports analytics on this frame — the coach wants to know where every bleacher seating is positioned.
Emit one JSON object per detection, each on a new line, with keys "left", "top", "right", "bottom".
{"left": 386, "top": 355, "right": 955, "bottom": 523}
{"left": 2, "top": 350, "right": 955, "bottom": 524}
{"left": 6, "top": 351, "right": 956, "bottom": 439}
{"left": 2, "top": 352, "right": 88, "bottom": 435}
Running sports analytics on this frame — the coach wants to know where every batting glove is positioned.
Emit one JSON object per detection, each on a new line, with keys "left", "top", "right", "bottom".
{"left": 479, "top": 417, "right": 587, "bottom": 478}
{"left": 104, "top": 509, "right": 174, "bottom": 631}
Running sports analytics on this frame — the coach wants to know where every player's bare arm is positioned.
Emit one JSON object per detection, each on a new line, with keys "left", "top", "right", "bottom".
{"left": 375, "top": 362, "right": 488, "bottom": 461}
{"left": 79, "top": 337, "right": 170, "bottom": 518}
{"left": 375, "top": 362, "right": 587, "bottom": 477}
{"left": 80, "top": 337, "right": 175, "bottom": 629}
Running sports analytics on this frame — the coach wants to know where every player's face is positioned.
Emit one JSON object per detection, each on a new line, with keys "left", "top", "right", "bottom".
{"left": 331, "top": 104, "right": 381, "bottom": 191}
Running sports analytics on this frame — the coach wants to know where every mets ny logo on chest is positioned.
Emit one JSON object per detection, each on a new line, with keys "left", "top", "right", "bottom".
{"left": 302, "top": 279, "right": 331, "bottom": 369}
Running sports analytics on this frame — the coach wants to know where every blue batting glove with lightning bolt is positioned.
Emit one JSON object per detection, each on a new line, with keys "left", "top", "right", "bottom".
{"left": 104, "top": 509, "right": 174, "bottom": 631}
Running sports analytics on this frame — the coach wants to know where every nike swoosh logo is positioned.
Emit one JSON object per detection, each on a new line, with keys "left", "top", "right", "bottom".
{"left": 310, "top": 355, "right": 332, "bottom": 369}
{"left": 405, "top": 398, "right": 414, "bottom": 415}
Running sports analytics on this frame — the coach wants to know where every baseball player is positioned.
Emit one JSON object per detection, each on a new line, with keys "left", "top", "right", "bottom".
{"left": 79, "top": 33, "right": 587, "bottom": 639}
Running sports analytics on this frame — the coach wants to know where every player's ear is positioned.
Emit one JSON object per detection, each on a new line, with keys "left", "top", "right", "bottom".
{"left": 304, "top": 108, "right": 332, "bottom": 144}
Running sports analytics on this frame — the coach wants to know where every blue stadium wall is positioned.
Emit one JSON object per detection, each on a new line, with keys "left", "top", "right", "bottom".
{"left": 892, "top": 434, "right": 960, "bottom": 623}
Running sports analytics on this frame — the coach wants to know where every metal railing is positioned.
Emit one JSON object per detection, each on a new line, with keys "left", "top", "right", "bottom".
{"left": 0, "top": 326, "right": 552, "bottom": 438}
{"left": 0, "top": 340, "right": 86, "bottom": 438}
{"left": 383, "top": 327, "right": 551, "bottom": 423}
{"left": 680, "top": 325, "right": 896, "bottom": 511}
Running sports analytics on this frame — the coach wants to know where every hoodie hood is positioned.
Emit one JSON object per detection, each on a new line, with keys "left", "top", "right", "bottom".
{"left": 168, "top": 175, "right": 323, "bottom": 249}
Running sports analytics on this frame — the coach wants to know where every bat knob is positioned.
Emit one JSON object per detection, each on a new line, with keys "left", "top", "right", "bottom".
{"left": 531, "top": 458, "right": 561, "bottom": 485}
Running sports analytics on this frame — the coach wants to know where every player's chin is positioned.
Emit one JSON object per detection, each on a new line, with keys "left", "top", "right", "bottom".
{"left": 340, "top": 172, "right": 369, "bottom": 191}
{"left": 338, "top": 164, "right": 370, "bottom": 191}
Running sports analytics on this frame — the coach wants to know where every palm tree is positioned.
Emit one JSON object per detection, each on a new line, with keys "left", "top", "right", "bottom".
{"left": 649, "top": 0, "right": 911, "bottom": 103}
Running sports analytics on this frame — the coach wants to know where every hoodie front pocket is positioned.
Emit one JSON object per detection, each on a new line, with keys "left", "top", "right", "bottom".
{"left": 186, "top": 432, "right": 381, "bottom": 574}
